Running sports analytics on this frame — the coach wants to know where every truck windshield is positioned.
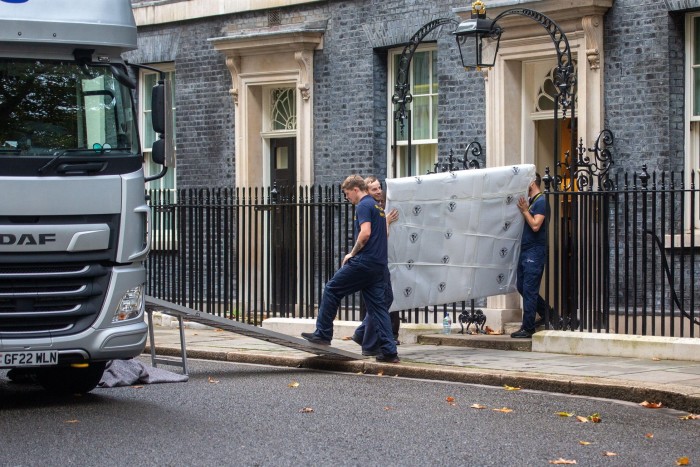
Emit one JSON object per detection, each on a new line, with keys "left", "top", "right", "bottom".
{"left": 0, "top": 59, "right": 138, "bottom": 157}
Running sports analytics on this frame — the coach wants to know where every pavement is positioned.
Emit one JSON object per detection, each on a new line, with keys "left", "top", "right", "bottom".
{"left": 146, "top": 322, "right": 700, "bottom": 413}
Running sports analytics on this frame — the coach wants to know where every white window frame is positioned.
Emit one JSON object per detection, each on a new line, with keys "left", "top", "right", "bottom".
{"left": 140, "top": 63, "right": 177, "bottom": 249}
{"left": 388, "top": 44, "right": 438, "bottom": 178}
{"left": 684, "top": 13, "right": 700, "bottom": 238}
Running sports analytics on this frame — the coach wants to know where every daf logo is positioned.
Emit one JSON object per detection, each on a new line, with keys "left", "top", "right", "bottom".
{"left": 414, "top": 176, "right": 422, "bottom": 184}
{"left": 0, "top": 233, "right": 56, "bottom": 245}
{"left": 1, "top": 0, "right": 30, "bottom": 3}
{"left": 512, "top": 166, "right": 520, "bottom": 175}
{"left": 447, "top": 202, "right": 457, "bottom": 212}
{"left": 441, "top": 255, "right": 450, "bottom": 264}
{"left": 445, "top": 229, "right": 453, "bottom": 239}
{"left": 438, "top": 282, "right": 446, "bottom": 292}
{"left": 500, "top": 248, "right": 508, "bottom": 258}
{"left": 412, "top": 205, "right": 422, "bottom": 216}
{"left": 506, "top": 195, "right": 514, "bottom": 205}
{"left": 403, "top": 287, "right": 413, "bottom": 297}
{"left": 406, "top": 259, "right": 415, "bottom": 270}
{"left": 497, "top": 273, "right": 505, "bottom": 284}
{"left": 409, "top": 232, "right": 419, "bottom": 243}
{"left": 503, "top": 221, "right": 511, "bottom": 231}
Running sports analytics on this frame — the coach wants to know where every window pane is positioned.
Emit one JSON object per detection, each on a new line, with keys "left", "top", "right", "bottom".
{"left": 413, "top": 52, "right": 429, "bottom": 95}
{"left": 432, "top": 96, "right": 437, "bottom": 139}
{"left": 695, "top": 17, "right": 700, "bottom": 64}
{"left": 413, "top": 96, "right": 430, "bottom": 140}
{"left": 695, "top": 68, "right": 700, "bottom": 117}
{"left": 144, "top": 73, "right": 156, "bottom": 111}
{"left": 417, "top": 143, "right": 437, "bottom": 175}
{"left": 432, "top": 51, "right": 438, "bottom": 94}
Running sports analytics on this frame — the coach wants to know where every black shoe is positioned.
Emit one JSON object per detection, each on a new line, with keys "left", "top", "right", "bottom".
{"left": 376, "top": 354, "right": 400, "bottom": 363}
{"left": 350, "top": 334, "right": 362, "bottom": 346}
{"left": 301, "top": 332, "right": 331, "bottom": 345}
{"left": 510, "top": 329, "right": 534, "bottom": 339}
{"left": 362, "top": 349, "right": 380, "bottom": 357}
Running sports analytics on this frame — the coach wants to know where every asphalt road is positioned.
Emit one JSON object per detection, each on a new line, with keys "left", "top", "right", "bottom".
{"left": 1, "top": 359, "right": 699, "bottom": 466}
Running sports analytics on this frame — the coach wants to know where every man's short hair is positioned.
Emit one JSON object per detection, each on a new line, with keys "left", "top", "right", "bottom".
{"left": 364, "top": 175, "right": 378, "bottom": 185}
{"left": 341, "top": 174, "right": 366, "bottom": 192}
{"left": 534, "top": 172, "right": 541, "bottom": 187}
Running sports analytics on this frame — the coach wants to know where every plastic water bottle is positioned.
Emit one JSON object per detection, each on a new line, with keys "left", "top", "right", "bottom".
{"left": 442, "top": 313, "right": 451, "bottom": 334}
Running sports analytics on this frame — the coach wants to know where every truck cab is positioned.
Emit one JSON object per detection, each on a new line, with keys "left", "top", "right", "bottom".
{"left": 0, "top": 0, "right": 170, "bottom": 393}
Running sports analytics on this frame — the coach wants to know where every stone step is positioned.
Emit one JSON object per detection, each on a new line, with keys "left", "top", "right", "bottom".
{"left": 417, "top": 333, "right": 532, "bottom": 352}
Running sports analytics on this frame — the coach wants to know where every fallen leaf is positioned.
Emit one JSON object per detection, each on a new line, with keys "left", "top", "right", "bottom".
{"left": 588, "top": 413, "right": 602, "bottom": 423}
{"left": 640, "top": 400, "right": 663, "bottom": 408}
{"left": 65, "top": 420, "right": 79, "bottom": 424}
{"left": 504, "top": 385, "right": 521, "bottom": 391}
{"left": 549, "top": 458, "right": 576, "bottom": 464}
{"left": 603, "top": 452, "right": 617, "bottom": 457}
{"left": 556, "top": 411, "right": 575, "bottom": 417}
{"left": 288, "top": 381, "right": 300, "bottom": 388}
{"left": 680, "top": 413, "right": 700, "bottom": 420}
{"left": 131, "top": 385, "right": 144, "bottom": 389}
{"left": 485, "top": 326, "right": 503, "bottom": 335}
{"left": 579, "top": 441, "right": 592, "bottom": 446}
{"left": 471, "top": 404, "right": 487, "bottom": 409}
{"left": 446, "top": 396, "right": 455, "bottom": 403}
{"left": 208, "top": 376, "right": 220, "bottom": 384}
{"left": 384, "top": 406, "right": 394, "bottom": 411}
{"left": 676, "top": 457, "right": 690, "bottom": 466}
{"left": 652, "top": 357, "right": 661, "bottom": 361}
{"left": 493, "top": 407, "right": 513, "bottom": 413}
{"left": 299, "top": 407, "right": 314, "bottom": 413}
{"left": 645, "top": 433, "right": 654, "bottom": 439}
{"left": 341, "top": 336, "right": 353, "bottom": 340}
{"left": 215, "top": 328, "right": 224, "bottom": 332}
{"left": 576, "top": 416, "right": 589, "bottom": 423}
{"left": 377, "top": 370, "right": 384, "bottom": 376}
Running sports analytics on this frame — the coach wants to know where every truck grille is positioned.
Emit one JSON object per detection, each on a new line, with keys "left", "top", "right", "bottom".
{"left": 0, "top": 262, "right": 111, "bottom": 337}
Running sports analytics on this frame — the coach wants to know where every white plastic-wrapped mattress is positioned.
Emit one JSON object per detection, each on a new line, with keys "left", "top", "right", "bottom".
{"left": 386, "top": 164, "right": 535, "bottom": 311}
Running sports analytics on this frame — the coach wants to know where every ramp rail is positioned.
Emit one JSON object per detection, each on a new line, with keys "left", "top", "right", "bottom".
{"left": 145, "top": 296, "right": 367, "bottom": 374}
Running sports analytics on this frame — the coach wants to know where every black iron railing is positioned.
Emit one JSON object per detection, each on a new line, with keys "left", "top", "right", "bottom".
{"left": 146, "top": 168, "right": 700, "bottom": 337}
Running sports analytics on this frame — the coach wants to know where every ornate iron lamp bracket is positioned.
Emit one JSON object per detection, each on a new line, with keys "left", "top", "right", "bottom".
{"left": 392, "top": 17, "right": 459, "bottom": 136}
{"left": 490, "top": 8, "right": 575, "bottom": 116}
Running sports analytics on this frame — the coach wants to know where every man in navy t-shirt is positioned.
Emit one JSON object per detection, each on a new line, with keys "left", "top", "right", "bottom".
{"left": 302, "top": 175, "right": 399, "bottom": 362}
{"left": 511, "top": 172, "right": 554, "bottom": 338}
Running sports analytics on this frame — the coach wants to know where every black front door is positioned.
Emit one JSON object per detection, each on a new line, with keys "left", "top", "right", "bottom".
{"left": 270, "top": 138, "right": 297, "bottom": 315}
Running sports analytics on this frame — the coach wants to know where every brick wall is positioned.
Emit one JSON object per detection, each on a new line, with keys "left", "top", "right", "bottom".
{"left": 604, "top": 0, "right": 686, "bottom": 174}
{"left": 129, "top": 0, "right": 691, "bottom": 188}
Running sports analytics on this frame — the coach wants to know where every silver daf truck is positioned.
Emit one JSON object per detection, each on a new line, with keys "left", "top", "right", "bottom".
{"left": 0, "top": 0, "right": 172, "bottom": 392}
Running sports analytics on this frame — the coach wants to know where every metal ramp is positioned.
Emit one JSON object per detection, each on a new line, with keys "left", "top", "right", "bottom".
{"left": 145, "top": 296, "right": 366, "bottom": 374}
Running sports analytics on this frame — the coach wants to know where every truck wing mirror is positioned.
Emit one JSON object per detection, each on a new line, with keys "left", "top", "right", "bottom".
{"left": 151, "top": 139, "right": 165, "bottom": 165}
{"left": 151, "top": 83, "right": 166, "bottom": 135}
{"left": 149, "top": 78, "right": 175, "bottom": 169}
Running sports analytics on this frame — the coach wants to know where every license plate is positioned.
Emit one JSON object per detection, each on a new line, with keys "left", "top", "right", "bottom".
{"left": 0, "top": 351, "right": 58, "bottom": 367}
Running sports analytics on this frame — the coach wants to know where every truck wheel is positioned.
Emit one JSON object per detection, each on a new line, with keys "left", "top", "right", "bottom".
{"left": 36, "top": 362, "right": 107, "bottom": 394}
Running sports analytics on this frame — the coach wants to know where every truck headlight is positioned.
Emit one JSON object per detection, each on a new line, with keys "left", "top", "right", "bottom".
{"left": 112, "top": 284, "right": 145, "bottom": 322}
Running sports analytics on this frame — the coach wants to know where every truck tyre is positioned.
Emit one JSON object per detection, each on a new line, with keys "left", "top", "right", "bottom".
{"left": 36, "top": 362, "right": 107, "bottom": 394}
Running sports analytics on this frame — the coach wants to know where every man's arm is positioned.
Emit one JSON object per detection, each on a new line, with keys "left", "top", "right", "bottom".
{"left": 343, "top": 221, "right": 371, "bottom": 265}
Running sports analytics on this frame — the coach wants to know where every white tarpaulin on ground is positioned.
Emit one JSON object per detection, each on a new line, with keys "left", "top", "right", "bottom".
{"left": 386, "top": 164, "right": 535, "bottom": 311}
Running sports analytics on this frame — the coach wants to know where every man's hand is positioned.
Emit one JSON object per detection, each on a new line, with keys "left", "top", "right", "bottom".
{"left": 517, "top": 196, "right": 529, "bottom": 214}
{"left": 342, "top": 253, "right": 353, "bottom": 266}
{"left": 386, "top": 208, "right": 399, "bottom": 225}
